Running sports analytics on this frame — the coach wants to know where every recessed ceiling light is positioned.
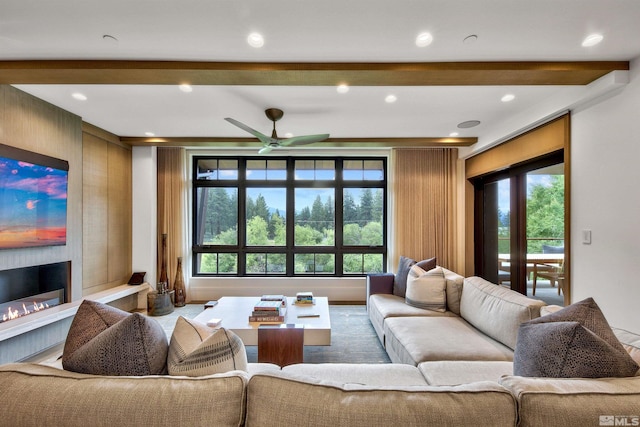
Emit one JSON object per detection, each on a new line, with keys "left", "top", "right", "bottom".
{"left": 179, "top": 84, "right": 193, "bottom": 93}
{"left": 385, "top": 94, "right": 397, "bottom": 103}
{"left": 463, "top": 35, "right": 478, "bottom": 44}
{"left": 247, "top": 32, "right": 264, "bottom": 48}
{"left": 457, "top": 120, "right": 481, "bottom": 129}
{"left": 582, "top": 33, "right": 603, "bottom": 47}
{"left": 71, "top": 93, "right": 87, "bottom": 101}
{"left": 145, "top": 132, "right": 155, "bottom": 137}
{"left": 336, "top": 84, "right": 349, "bottom": 94}
{"left": 501, "top": 94, "right": 515, "bottom": 102}
{"left": 415, "top": 32, "right": 433, "bottom": 47}
{"left": 284, "top": 132, "right": 293, "bottom": 138}
{"left": 449, "top": 132, "right": 459, "bottom": 137}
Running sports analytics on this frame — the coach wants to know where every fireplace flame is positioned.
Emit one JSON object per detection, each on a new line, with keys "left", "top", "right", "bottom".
{"left": 2, "top": 301, "right": 50, "bottom": 322}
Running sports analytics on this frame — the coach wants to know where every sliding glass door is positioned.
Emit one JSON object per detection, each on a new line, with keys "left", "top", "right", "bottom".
{"left": 474, "top": 152, "right": 565, "bottom": 305}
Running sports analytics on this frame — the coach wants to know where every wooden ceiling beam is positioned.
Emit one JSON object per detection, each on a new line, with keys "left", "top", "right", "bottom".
{"left": 0, "top": 60, "right": 629, "bottom": 86}
{"left": 119, "top": 136, "right": 478, "bottom": 148}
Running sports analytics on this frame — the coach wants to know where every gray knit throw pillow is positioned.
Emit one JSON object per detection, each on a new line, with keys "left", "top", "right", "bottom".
{"left": 63, "top": 300, "right": 168, "bottom": 376}
{"left": 514, "top": 298, "right": 639, "bottom": 378}
{"left": 393, "top": 256, "right": 415, "bottom": 297}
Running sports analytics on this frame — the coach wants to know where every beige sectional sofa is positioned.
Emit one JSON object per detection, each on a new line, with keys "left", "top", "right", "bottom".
{"left": 2, "top": 271, "right": 640, "bottom": 426}
{"left": 367, "top": 271, "right": 546, "bottom": 366}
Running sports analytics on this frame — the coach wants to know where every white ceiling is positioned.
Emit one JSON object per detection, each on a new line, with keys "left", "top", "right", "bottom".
{"left": 3, "top": 0, "right": 640, "bottom": 150}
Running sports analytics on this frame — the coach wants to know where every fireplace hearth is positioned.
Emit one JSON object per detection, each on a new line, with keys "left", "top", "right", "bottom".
{"left": 0, "top": 262, "right": 70, "bottom": 324}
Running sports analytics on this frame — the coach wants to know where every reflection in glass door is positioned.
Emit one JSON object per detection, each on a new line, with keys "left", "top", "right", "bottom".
{"left": 480, "top": 178, "right": 511, "bottom": 286}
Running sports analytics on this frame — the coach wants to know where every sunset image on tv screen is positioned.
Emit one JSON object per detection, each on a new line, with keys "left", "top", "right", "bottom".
{"left": 0, "top": 155, "right": 68, "bottom": 249}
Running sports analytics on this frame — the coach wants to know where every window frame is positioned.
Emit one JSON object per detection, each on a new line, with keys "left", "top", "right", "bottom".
{"left": 192, "top": 156, "right": 387, "bottom": 277}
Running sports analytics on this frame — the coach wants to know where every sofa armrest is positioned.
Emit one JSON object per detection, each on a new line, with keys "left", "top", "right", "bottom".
{"left": 366, "top": 273, "right": 395, "bottom": 310}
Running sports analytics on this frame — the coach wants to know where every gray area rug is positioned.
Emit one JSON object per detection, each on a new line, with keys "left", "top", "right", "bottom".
{"left": 153, "top": 304, "right": 390, "bottom": 364}
{"left": 246, "top": 305, "right": 391, "bottom": 364}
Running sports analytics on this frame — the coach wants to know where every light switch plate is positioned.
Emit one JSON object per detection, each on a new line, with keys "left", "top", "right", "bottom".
{"left": 582, "top": 229, "right": 592, "bottom": 245}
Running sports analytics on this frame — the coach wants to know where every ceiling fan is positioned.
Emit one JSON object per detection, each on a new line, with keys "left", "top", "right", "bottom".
{"left": 225, "top": 108, "right": 330, "bottom": 154}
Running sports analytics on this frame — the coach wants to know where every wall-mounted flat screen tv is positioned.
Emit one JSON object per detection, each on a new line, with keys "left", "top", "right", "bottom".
{"left": 0, "top": 143, "right": 69, "bottom": 249}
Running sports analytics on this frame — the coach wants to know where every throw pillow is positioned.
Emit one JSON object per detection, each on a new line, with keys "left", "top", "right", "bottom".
{"left": 62, "top": 299, "right": 168, "bottom": 376}
{"left": 415, "top": 256, "right": 437, "bottom": 271}
{"left": 514, "top": 298, "right": 639, "bottom": 378}
{"left": 393, "top": 256, "right": 415, "bottom": 297}
{"left": 405, "top": 265, "right": 447, "bottom": 312}
{"left": 167, "top": 317, "right": 248, "bottom": 376}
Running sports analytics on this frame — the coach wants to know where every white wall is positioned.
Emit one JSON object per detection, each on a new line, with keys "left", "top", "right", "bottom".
{"left": 571, "top": 57, "right": 640, "bottom": 331}
{"left": 131, "top": 146, "right": 158, "bottom": 288}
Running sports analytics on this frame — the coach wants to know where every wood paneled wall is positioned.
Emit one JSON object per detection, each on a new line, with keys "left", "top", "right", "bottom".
{"left": 82, "top": 124, "right": 132, "bottom": 296}
{"left": 0, "top": 85, "right": 83, "bottom": 301}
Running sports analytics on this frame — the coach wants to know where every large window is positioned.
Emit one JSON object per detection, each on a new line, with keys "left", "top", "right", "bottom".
{"left": 193, "top": 157, "right": 387, "bottom": 276}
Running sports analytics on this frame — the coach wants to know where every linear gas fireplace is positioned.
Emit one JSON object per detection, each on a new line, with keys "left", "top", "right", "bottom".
{"left": 0, "top": 261, "right": 70, "bottom": 324}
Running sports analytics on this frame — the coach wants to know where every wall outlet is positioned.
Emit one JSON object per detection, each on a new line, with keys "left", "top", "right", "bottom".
{"left": 582, "top": 229, "right": 592, "bottom": 245}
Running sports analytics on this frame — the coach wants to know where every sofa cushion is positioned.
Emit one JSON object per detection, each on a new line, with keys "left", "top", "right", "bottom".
{"left": 419, "top": 360, "right": 514, "bottom": 386}
{"left": 246, "top": 371, "right": 517, "bottom": 427}
{"left": 168, "top": 316, "right": 248, "bottom": 376}
{"left": 443, "top": 267, "right": 464, "bottom": 315}
{"left": 405, "top": 265, "right": 447, "bottom": 312}
{"left": 415, "top": 256, "right": 437, "bottom": 272}
{"left": 393, "top": 256, "right": 415, "bottom": 297}
{"left": 283, "top": 363, "right": 428, "bottom": 386}
{"left": 0, "top": 363, "right": 249, "bottom": 427}
{"left": 383, "top": 316, "right": 514, "bottom": 366}
{"left": 62, "top": 300, "right": 168, "bottom": 376}
{"left": 513, "top": 298, "right": 639, "bottom": 378}
{"left": 460, "top": 276, "right": 546, "bottom": 350}
{"left": 500, "top": 375, "right": 640, "bottom": 427}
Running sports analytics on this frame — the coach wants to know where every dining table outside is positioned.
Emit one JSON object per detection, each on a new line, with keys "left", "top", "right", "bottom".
{"left": 498, "top": 253, "right": 564, "bottom": 282}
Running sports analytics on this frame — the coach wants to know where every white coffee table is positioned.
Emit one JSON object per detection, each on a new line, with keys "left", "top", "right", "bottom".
{"left": 193, "top": 296, "right": 331, "bottom": 346}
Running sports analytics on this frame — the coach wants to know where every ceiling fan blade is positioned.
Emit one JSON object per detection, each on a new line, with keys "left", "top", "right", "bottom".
{"left": 258, "top": 145, "right": 274, "bottom": 154}
{"left": 225, "top": 117, "right": 273, "bottom": 144}
{"left": 279, "top": 133, "right": 330, "bottom": 147}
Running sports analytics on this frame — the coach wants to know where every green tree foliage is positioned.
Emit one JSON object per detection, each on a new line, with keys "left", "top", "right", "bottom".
{"left": 273, "top": 214, "right": 286, "bottom": 245}
{"left": 246, "top": 216, "right": 269, "bottom": 245}
{"left": 359, "top": 188, "right": 373, "bottom": 225}
{"left": 343, "top": 192, "right": 358, "bottom": 225}
{"left": 200, "top": 253, "right": 237, "bottom": 274}
{"left": 372, "top": 190, "right": 384, "bottom": 223}
{"left": 295, "top": 224, "right": 323, "bottom": 246}
{"left": 254, "top": 194, "right": 270, "bottom": 222}
{"left": 361, "top": 221, "right": 383, "bottom": 246}
{"left": 202, "top": 188, "right": 237, "bottom": 244}
{"left": 526, "top": 175, "right": 564, "bottom": 253}
{"left": 246, "top": 196, "right": 256, "bottom": 221}
{"left": 343, "top": 223, "right": 362, "bottom": 245}
{"left": 310, "top": 195, "right": 326, "bottom": 232}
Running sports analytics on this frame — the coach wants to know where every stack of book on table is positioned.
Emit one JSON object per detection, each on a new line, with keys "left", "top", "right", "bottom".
{"left": 249, "top": 297, "right": 287, "bottom": 323}
{"left": 296, "top": 291, "right": 314, "bottom": 304}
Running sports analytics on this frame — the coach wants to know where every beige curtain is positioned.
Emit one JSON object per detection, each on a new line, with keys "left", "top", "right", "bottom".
{"left": 157, "top": 147, "right": 186, "bottom": 294}
{"left": 391, "top": 148, "right": 458, "bottom": 272}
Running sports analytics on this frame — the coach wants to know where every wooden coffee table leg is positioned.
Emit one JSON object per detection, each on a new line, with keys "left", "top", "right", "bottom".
{"left": 258, "top": 324, "right": 304, "bottom": 367}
